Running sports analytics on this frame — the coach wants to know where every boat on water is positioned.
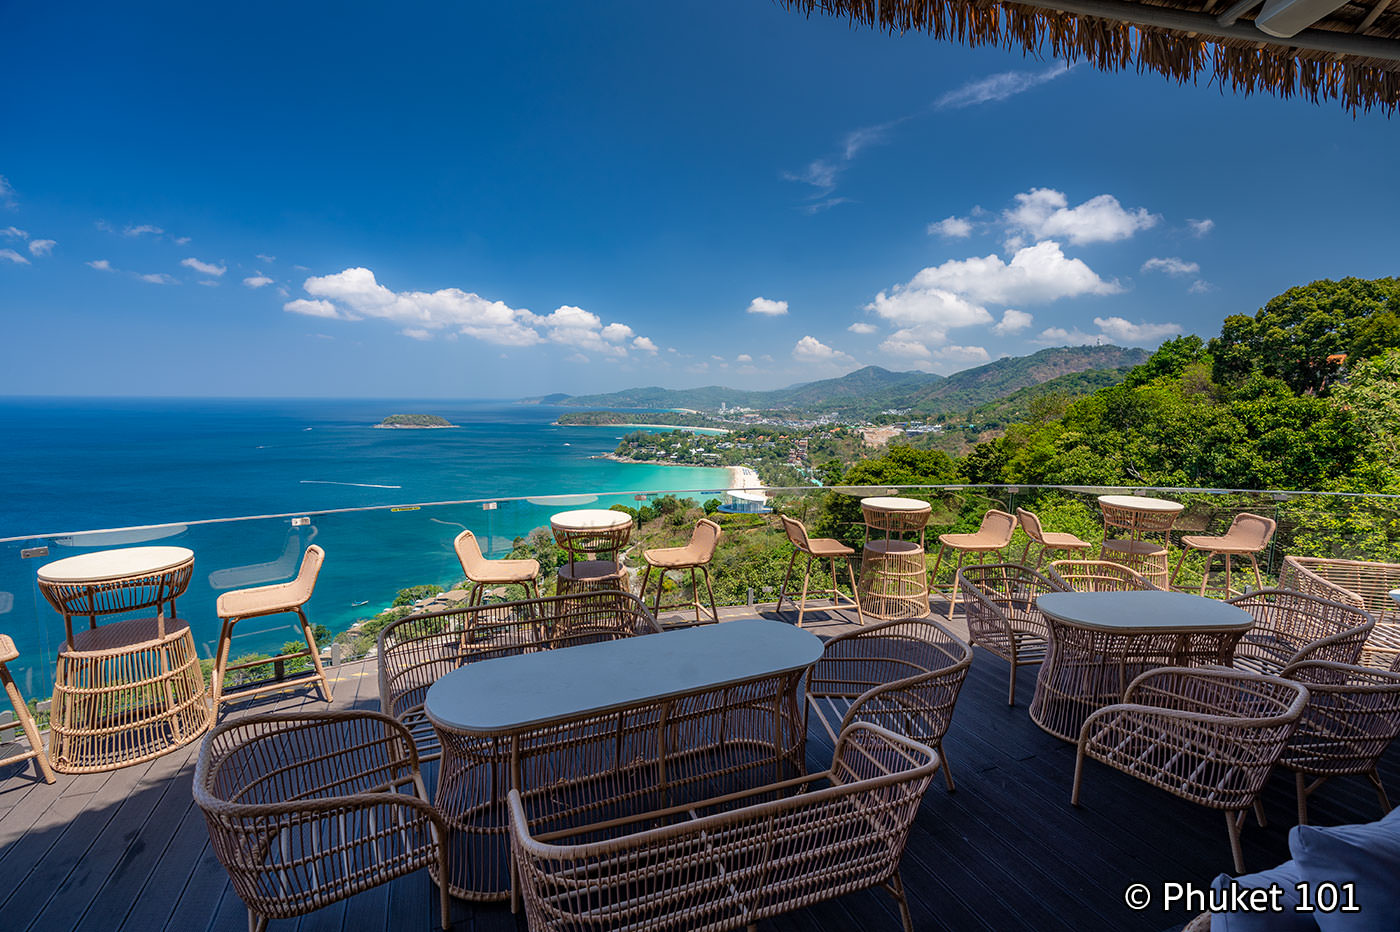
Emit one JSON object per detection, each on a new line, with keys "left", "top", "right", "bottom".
{"left": 351, "top": 599, "right": 369, "bottom": 607}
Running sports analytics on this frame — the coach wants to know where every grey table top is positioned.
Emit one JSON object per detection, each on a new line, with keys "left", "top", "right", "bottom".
{"left": 424, "top": 618, "right": 825, "bottom": 735}
{"left": 1036, "top": 590, "right": 1254, "bottom": 633}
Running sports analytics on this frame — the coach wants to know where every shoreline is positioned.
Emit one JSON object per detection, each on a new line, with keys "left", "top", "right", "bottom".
{"left": 596, "top": 453, "right": 758, "bottom": 491}
{"left": 563, "top": 421, "right": 729, "bottom": 435}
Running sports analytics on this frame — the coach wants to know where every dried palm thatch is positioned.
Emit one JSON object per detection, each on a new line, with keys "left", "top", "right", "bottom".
{"left": 781, "top": 0, "right": 1400, "bottom": 112}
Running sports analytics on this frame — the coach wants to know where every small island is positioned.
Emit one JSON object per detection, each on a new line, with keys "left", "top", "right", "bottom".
{"left": 375, "top": 414, "right": 459, "bottom": 429}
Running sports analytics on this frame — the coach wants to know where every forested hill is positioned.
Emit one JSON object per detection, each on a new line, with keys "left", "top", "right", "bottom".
{"left": 537, "top": 344, "right": 1147, "bottom": 417}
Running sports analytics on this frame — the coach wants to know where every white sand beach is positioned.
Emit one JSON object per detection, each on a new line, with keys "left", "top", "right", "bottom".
{"left": 728, "top": 465, "right": 761, "bottom": 490}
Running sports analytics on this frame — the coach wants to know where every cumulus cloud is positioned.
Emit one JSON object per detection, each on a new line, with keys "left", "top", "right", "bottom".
{"left": 87, "top": 259, "right": 113, "bottom": 271}
{"left": 1037, "top": 326, "right": 1098, "bottom": 345}
{"left": 243, "top": 274, "right": 274, "bottom": 288}
{"left": 0, "top": 248, "right": 30, "bottom": 265}
{"left": 124, "top": 224, "right": 164, "bottom": 238}
{"left": 928, "top": 216, "right": 973, "bottom": 238}
{"left": 292, "top": 266, "right": 653, "bottom": 354}
{"left": 1141, "top": 257, "right": 1200, "bottom": 277}
{"left": 28, "top": 239, "right": 55, "bottom": 257}
{"left": 401, "top": 328, "right": 433, "bottom": 341}
{"left": 181, "top": 257, "right": 226, "bottom": 277}
{"left": 936, "top": 344, "right": 992, "bottom": 363}
{"left": 284, "top": 298, "right": 345, "bottom": 319}
{"left": 867, "top": 286, "right": 992, "bottom": 346}
{"left": 136, "top": 272, "right": 176, "bottom": 284}
{"left": 747, "top": 297, "right": 789, "bottom": 316}
{"left": 792, "top": 335, "right": 853, "bottom": 364}
{"left": 1093, "top": 316, "right": 1182, "bottom": 343}
{"left": 901, "top": 241, "right": 1120, "bottom": 306}
{"left": 736, "top": 353, "right": 753, "bottom": 364}
{"left": 1189, "top": 280, "right": 1215, "bottom": 295}
{"left": 936, "top": 63, "right": 1072, "bottom": 109}
{"left": 848, "top": 322, "right": 878, "bottom": 334}
{"left": 1005, "top": 188, "right": 1157, "bottom": 245}
{"left": 1188, "top": 218, "right": 1215, "bottom": 237}
{"left": 992, "top": 309, "right": 1033, "bottom": 335}
{"left": 1, "top": 226, "right": 26, "bottom": 238}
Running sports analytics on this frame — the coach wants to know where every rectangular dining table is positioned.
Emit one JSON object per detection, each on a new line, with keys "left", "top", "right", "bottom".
{"left": 423, "top": 618, "right": 825, "bottom": 901}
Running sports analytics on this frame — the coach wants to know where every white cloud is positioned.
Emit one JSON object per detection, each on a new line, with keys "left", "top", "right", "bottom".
{"left": 539, "top": 306, "right": 632, "bottom": 356}
{"left": 936, "top": 63, "right": 1071, "bottom": 109}
{"left": 28, "top": 239, "right": 55, "bottom": 257}
{"left": 401, "top": 328, "right": 433, "bottom": 341}
{"left": 1188, "top": 218, "right": 1215, "bottom": 237}
{"left": 567, "top": 353, "right": 590, "bottom": 364}
{"left": 736, "top": 353, "right": 753, "bottom": 364}
{"left": 256, "top": 253, "right": 276, "bottom": 263}
{"left": 181, "top": 257, "right": 226, "bottom": 277}
{"left": 1141, "top": 257, "right": 1199, "bottom": 277}
{"left": 284, "top": 298, "right": 345, "bottom": 319}
{"left": 174, "top": 236, "right": 191, "bottom": 245}
{"left": 1037, "top": 326, "right": 1098, "bottom": 345}
{"left": 124, "top": 224, "right": 164, "bottom": 238}
{"left": 0, "top": 175, "right": 15, "bottom": 207}
{"left": 867, "top": 287, "right": 992, "bottom": 345}
{"left": 900, "top": 241, "right": 1120, "bottom": 306}
{"left": 801, "top": 196, "right": 853, "bottom": 214}
{"left": 928, "top": 216, "right": 973, "bottom": 238}
{"left": 600, "top": 322, "right": 633, "bottom": 343}
{"left": 792, "top": 335, "right": 853, "bottom": 364}
{"left": 1005, "top": 188, "right": 1158, "bottom": 245}
{"left": 243, "top": 274, "right": 274, "bottom": 288}
{"left": 783, "top": 160, "right": 839, "bottom": 195}
{"left": 632, "top": 336, "right": 658, "bottom": 354}
{"left": 136, "top": 272, "right": 176, "bottom": 284}
{"left": 936, "top": 344, "right": 992, "bottom": 363}
{"left": 87, "top": 259, "right": 113, "bottom": 271}
{"left": 747, "top": 297, "right": 789, "bottom": 316}
{"left": 1189, "top": 280, "right": 1215, "bottom": 294}
{"left": 878, "top": 335, "right": 932, "bottom": 359}
{"left": 1, "top": 226, "right": 26, "bottom": 238}
{"left": 1092, "top": 316, "right": 1182, "bottom": 343}
{"left": 992, "top": 309, "right": 1033, "bottom": 335}
{"left": 848, "top": 322, "right": 877, "bottom": 334}
{"left": 0, "top": 248, "right": 30, "bottom": 265}
{"left": 197, "top": 279, "right": 220, "bottom": 287}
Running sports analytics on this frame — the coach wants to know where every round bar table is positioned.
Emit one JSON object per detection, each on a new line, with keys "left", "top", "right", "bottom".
{"left": 857, "top": 496, "right": 932, "bottom": 620}
{"left": 550, "top": 508, "right": 633, "bottom": 595}
{"left": 1097, "top": 494, "right": 1184, "bottom": 588}
{"left": 1029, "top": 590, "right": 1254, "bottom": 742}
{"left": 37, "top": 546, "right": 211, "bottom": 772}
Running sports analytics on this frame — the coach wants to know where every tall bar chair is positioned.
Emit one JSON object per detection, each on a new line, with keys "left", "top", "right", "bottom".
{"left": 1170, "top": 512, "right": 1276, "bottom": 597}
{"left": 1015, "top": 508, "right": 1091, "bottom": 569}
{"left": 639, "top": 518, "right": 722, "bottom": 627}
{"left": 211, "top": 545, "right": 332, "bottom": 713}
{"left": 777, "top": 515, "right": 863, "bottom": 628}
{"left": 930, "top": 509, "right": 1017, "bottom": 619}
{"left": 454, "top": 530, "right": 540, "bottom": 606}
{"left": 0, "top": 634, "right": 55, "bottom": 783}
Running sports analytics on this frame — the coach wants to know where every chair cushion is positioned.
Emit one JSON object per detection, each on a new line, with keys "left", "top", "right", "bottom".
{"left": 1288, "top": 805, "right": 1400, "bottom": 932}
{"left": 805, "top": 538, "right": 854, "bottom": 558}
{"left": 1208, "top": 860, "right": 1314, "bottom": 931}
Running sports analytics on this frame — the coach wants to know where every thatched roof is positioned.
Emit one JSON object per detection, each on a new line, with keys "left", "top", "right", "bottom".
{"left": 782, "top": 0, "right": 1400, "bottom": 112}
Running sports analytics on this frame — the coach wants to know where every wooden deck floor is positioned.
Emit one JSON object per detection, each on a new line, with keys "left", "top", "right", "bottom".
{"left": 2, "top": 600, "right": 1396, "bottom": 932}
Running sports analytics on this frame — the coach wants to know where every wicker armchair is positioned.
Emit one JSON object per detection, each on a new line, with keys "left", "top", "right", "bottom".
{"left": 1279, "top": 659, "right": 1400, "bottom": 825}
{"left": 956, "top": 563, "right": 1055, "bottom": 705}
{"left": 377, "top": 590, "right": 660, "bottom": 760}
{"left": 806, "top": 617, "right": 972, "bottom": 790}
{"left": 508, "top": 722, "right": 939, "bottom": 932}
{"left": 1072, "top": 667, "right": 1309, "bottom": 872}
{"left": 193, "top": 711, "right": 449, "bottom": 932}
{"left": 1045, "top": 559, "right": 1158, "bottom": 593}
{"left": 1226, "top": 589, "right": 1374, "bottom": 675}
{"left": 1281, "top": 555, "right": 1400, "bottom": 669}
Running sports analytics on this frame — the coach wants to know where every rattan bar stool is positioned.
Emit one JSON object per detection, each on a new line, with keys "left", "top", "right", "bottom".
{"left": 777, "top": 515, "right": 863, "bottom": 628}
{"left": 1015, "top": 507, "right": 1091, "bottom": 569}
{"left": 454, "top": 529, "right": 540, "bottom": 605}
{"left": 0, "top": 634, "right": 55, "bottom": 783}
{"left": 638, "top": 518, "right": 722, "bottom": 627}
{"left": 38, "top": 546, "right": 210, "bottom": 773}
{"left": 929, "top": 509, "right": 1017, "bottom": 619}
{"left": 1170, "top": 512, "right": 1276, "bottom": 597}
{"left": 212, "top": 545, "right": 332, "bottom": 713}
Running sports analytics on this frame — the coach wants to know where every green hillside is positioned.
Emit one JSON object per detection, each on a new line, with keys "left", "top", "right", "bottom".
{"left": 908, "top": 345, "right": 1148, "bottom": 416}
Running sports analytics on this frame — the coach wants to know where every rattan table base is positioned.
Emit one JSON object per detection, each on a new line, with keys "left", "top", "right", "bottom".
{"left": 859, "top": 540, "right": 930, "bottom": 620}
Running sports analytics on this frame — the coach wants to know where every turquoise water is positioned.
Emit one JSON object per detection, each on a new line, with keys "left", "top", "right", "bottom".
{"left": 0, "top": 398, "right": 731, "bottom": 689}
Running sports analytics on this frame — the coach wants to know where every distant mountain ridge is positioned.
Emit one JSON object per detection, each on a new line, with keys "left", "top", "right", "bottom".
{"left": 538, "top": 345, "right": 1148, "bottom": 418}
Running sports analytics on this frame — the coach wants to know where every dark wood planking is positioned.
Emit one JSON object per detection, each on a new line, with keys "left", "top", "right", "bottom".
{"left": 2, "top": 626, "right": 1397, "bottom": 932}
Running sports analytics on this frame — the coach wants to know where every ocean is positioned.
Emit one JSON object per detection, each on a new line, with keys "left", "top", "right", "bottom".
{"left": 0, "top": 398, "right": 731, "bottom": 690}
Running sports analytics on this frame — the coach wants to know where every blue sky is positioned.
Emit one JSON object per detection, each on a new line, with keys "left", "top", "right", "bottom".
{"left": 1, "top": 1, "right": 1396, "bottom": 398}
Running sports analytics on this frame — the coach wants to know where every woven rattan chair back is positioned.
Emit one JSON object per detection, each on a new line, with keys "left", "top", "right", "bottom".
{"left": 1073, "top": 666, "right": 1309, "bottom": 872}
{"left": 1222, "top": 512, "right": 1277, "bottom": 551}
{"left": 1281, "top": 555, "right": 1400, "bottom": 668}
{"left": 377, "top": 590, "right": 661, "bottom": 760}
{"left": 453, "top": 529, "right": 492, "bottom": 578}
{"left": 508, "top": 722, "right": 939, "bottom": 932}
{"left": 194, "top": 710, "right": 449, "bottom": 932}
{"left": 806, "top": 617, "right": 971, "bottom": 790}
{"left": 1046, "top": 559, "right": 1157, "bottom": 592}
{"left": 1016, "top": 507, "right": 1047, "bottom": 546}
{"left": 1279, "top": 659, "right": 1400, "bottom": 824}
{"left": 955, "top": 563, "right": 1055, "bottom": 705}
{"left": 780, "top": 514, "right": 812, "bottom": 551}
{"left": 1227, "top": 588, "right": 1374, "bottom": 675}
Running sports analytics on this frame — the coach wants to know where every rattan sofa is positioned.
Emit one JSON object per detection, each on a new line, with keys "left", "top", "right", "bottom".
{"left": 508, "top": 722, "right": 939, "bottom": 932}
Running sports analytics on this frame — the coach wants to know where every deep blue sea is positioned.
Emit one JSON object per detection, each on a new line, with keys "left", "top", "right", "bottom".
{"left": 0, "top": 398, "right": 730, "bottom": 691}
